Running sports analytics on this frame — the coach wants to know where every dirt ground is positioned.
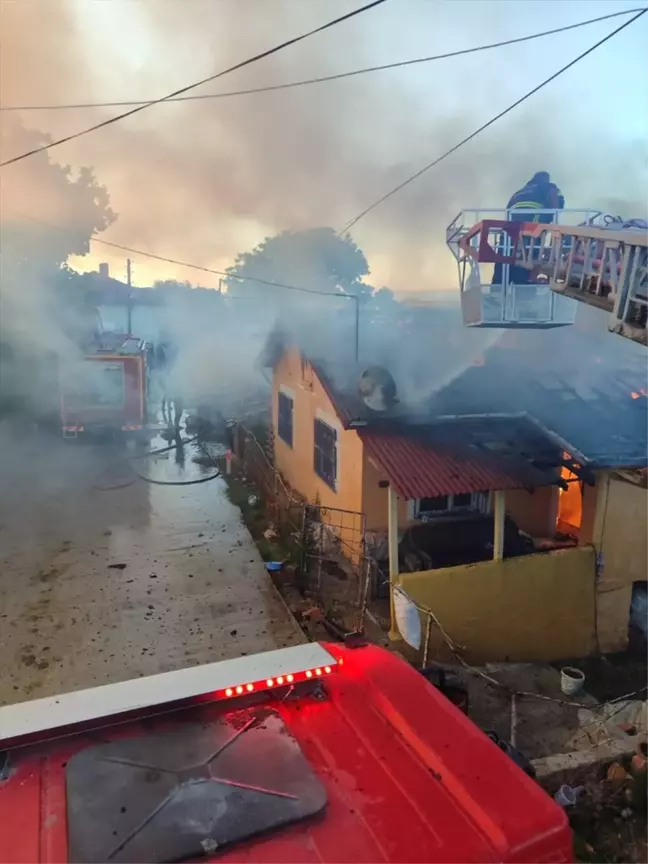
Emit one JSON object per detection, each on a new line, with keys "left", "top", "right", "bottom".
{"left": 0, "top": 426, "right": 303, "bottom": 706}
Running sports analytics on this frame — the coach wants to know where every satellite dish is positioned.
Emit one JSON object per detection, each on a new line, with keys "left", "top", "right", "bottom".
{"left": 358, "top": 366, "right": 398, "bottom": 412}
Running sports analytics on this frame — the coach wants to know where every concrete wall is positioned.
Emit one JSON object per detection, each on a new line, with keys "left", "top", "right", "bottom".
{"left": 592, "top": 472, "right": 648, "bottom": 653}
{"left": 273, "top": 348, "right": 365, "bottom": 554}
{"left": 505, "top": 485, "right": 559, "bottom": 537}
{"left": 399, "top": 546, "right": 597, "bottom": 663}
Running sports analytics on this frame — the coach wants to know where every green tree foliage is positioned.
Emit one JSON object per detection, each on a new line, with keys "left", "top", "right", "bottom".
{"left": 1, "top": 117, "right": 115, "bottom": 277}
{"left": 224, "top": 227, "right": 373, "bottom": 301}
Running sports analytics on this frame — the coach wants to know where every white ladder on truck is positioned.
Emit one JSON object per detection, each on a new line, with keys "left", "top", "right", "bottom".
{"left": 513, "top": 222, "right": 648, "bottom": 345}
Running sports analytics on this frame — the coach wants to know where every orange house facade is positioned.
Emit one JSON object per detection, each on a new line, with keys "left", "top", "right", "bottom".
{"left": 271, "top": 346, "right": 645, "bottom": 660}
{"left": 272, "top": 347, "right": 364, "bottom": 519}
{"left": 273, "top": 346, "right": 562, "bottom": 545}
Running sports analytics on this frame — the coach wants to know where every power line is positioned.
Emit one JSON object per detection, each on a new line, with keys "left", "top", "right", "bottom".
{"left": 7, "top": 209, "right": 357, "bottom": 301}
{"left": 0, "top": 0, "right": 389, "bottom": 168}
{"left": 340, "top": 8, "right": 647, "bottom": 234}
{"left": 2, "top": 8, "right": 642, "bottom": 113}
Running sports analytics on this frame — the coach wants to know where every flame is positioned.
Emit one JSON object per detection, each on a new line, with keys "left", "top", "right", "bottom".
{"left": 631, "top": 388, "right": 648, "bottom": 400}
{"left": 557, "top": 457, "right": 582, "bottom": 537}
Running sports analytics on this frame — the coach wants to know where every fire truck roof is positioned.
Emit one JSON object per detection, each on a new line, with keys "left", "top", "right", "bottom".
{"left": 0, "top": 643, "right": 571, "bottom": 863}
{"left": 88, "top": 333, "right": 147, "bottom": 355}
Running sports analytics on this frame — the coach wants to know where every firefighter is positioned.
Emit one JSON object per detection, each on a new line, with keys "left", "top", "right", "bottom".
{"left": 155, "top": 337, "right": 184, "bottom": 431}
{"left": 493, "top": 172, "right": 565, "bottom": 286}
{"left": 507, "top": 171, "right": 565, "bottom": 224}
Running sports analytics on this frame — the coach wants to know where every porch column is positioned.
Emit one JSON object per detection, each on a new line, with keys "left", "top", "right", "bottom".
{"left": 387, "top": 484, "right": 400, "bottom": 640}
{"left": 493, "top": 490, "right": 505, "bottom": 561}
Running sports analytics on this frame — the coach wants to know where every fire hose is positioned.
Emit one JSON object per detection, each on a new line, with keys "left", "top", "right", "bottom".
{"left": 92, "top": 435, "right": 221, "bottom": 491}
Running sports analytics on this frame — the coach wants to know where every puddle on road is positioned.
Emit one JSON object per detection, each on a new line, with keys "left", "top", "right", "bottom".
{"left": 131, "top": 433, "right": 223, "bottom": 486}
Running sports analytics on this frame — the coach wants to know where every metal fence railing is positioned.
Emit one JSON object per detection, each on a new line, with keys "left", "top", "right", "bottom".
{"left": 230, "top": 421, "right": 372, "bottom": 632}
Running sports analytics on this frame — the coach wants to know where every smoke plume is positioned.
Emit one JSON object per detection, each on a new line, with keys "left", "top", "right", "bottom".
{"left": 2, "top": 0, "right": 646, "bottom": 292}
{"left": 1, "top": 1, "right": 646, "bottom": 420}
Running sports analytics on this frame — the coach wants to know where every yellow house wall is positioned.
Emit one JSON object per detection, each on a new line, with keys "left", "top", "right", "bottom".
{"left": 272, "top": 348, "right": 365, "bottom": 556}
{"left": 504, "top": 486, "right": 559, "bottom": 537}
{"left": 591, "top": 472, "right": 648, "bottom": 653}
{"left": 399, "top": 546, "right": 597, "bottom": 663}
{"left": 362, "top": 455, "right": 408, "bottom": 530}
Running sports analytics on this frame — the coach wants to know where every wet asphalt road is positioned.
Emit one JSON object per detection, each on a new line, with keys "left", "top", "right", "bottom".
{"left": 0, "top": 427, "right": 303, "bottom": 706}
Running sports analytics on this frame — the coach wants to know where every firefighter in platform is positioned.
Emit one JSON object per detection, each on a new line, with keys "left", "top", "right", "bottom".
{"left": 507, "top": 171, "right": 565, "bottom": 224}
{"left": 493, "top": 172, "right": 565, "bottom": 286}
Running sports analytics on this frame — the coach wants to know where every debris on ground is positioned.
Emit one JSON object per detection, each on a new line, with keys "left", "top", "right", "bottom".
{"left": 565, "top": 742, "right": 648, "bottom": 863}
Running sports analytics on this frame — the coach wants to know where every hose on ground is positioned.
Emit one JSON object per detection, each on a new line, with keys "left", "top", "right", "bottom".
{"left": 92, "top": 434, "right": 221, "bottom": 490}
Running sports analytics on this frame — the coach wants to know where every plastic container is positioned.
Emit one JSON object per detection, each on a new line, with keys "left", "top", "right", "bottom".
{"left": 560, "top": 666, "right": 585, "bottom": 696}
{"left": 554, "top": 784, "right": 583, "bottom": 808}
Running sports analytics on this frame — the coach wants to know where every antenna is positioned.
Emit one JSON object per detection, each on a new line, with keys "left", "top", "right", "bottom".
{"left": 358, "top": 366, "right": 398, "bottom": 412}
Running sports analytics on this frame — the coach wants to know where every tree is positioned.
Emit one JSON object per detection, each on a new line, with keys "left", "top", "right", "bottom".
{"left": 153, "top": 279, "right": 193, "bottom": 295}
{"left": 0, "top": 117, "right": 116, "bottom": 419}
{"left": 224, "top": 227, "right": 373, "bottom": 302}
{"left": 1, "top": 116, "right": 115, "bottom": 276}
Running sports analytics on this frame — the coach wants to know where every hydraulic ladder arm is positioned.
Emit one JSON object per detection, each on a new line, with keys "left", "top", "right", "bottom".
{"left": 447, "top": 210, "right": 647, "bottom": 345}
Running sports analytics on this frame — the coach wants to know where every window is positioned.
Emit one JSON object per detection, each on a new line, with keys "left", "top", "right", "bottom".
{"left": 277, "top": 390, "right": 293, "bottom": 447}
{"left": 452, "top": 492, "right": 473, "bottom": 509}
{"left": 65, "top": 361, "right": 125, "bottom": 410}
{"left": 418, "top": 495, "right": 451, "bottom": 514}
{"left": 314, "top": 418, "right": 337, "bottom": 490}
{"left": 414, "top": 492, "right": 488, "bottom": 519}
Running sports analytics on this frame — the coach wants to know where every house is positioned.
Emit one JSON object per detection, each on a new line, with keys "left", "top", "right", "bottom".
{"left": 269, "top": 347, "right": 576, "bottom": 661}
{"left": 268, "top": 322, "right": 647, "bottom": 663}
{"left": 428, "top": 319, "right": 648, "bottom": 655}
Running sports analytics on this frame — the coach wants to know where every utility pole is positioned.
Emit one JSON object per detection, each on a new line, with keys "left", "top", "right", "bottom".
{"left": 126, "top": 258, "right": 132, "bottom": 336}
{"left": 353, "top": 294, "right": 360, "bottom": 363}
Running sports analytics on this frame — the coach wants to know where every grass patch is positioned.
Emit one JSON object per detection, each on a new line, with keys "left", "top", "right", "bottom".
{"left": 223, "top": 473, "right": 297, "bottom": 565}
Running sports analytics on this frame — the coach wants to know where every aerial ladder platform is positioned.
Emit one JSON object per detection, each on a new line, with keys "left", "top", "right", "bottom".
{"left": 447, "top": 209, "right": 647, "bottom": 345}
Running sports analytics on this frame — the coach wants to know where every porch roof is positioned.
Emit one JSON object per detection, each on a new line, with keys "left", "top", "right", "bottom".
{"left": 359, "top": 430, "right": 551, "bottom": 499}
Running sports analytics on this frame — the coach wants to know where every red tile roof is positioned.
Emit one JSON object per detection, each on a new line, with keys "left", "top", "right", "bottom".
{"left": 359, "top": 431, "right": 540, "bottom": 499}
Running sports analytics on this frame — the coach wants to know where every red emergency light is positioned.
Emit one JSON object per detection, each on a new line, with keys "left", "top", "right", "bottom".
{"left": 0, "top": 643, "right": 339, "bottom": 745}
{"left": 220, "top": 664, "right": 336, "bottom": 700}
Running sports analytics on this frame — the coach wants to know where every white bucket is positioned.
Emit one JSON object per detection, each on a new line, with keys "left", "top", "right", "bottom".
{"left": 560, "top": 666, "right": 585, "bottom": 696}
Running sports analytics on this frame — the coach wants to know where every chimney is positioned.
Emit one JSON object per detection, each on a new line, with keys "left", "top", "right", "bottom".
{"left": 99, "top": 262, "right": 110, "bottom": 278}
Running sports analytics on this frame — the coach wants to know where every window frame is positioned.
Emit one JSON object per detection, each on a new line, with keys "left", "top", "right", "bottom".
{"left": 277, "top": 387, "right": 294, "bottom": 448}
{"left": 413, "top": 491, "right": 490, "bottom": 519}
{"left": 313, "top": 416, "right": 338, "bottom": 491}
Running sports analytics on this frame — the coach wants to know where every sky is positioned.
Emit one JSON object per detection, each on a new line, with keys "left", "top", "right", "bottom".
{"left": 1, "top": 0, "right": 647, "bottom": 295}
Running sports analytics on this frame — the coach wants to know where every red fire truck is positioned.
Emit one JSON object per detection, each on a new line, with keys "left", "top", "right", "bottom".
{"left": 59, "top": 333, "right": 150, "bottom": 439}
{"left": 0, "top": 642, "right": 573, "bottom": 863}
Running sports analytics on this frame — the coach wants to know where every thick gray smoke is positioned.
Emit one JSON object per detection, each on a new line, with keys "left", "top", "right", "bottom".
{"left": 1, "top": 1, "right": 646, "bottom": 292}
{"left": 0, "top": 113, "right": 115, "bottom": 420}
{"left": 1, "top": 1, "right": 646, "bottom": 423}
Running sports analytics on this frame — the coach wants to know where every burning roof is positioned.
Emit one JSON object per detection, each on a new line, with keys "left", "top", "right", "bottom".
{"left": 267, "top": 302, "right": 647, "bottom": 471}
{"left": 429, "top": 327, "right": 648, "bottom": 469}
